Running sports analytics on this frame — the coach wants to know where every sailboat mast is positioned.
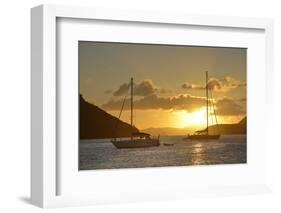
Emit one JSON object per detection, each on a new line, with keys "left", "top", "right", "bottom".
{"left": 131, "top": 77, "right": 133, "bottom": 140}
{"left": 206, "top": 71, "right": 209, "bottom": 135}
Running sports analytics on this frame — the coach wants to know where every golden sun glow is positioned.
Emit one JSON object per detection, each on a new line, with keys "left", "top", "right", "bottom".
{"left": 174, "top": 109, "right": 242, "bottom": 128}
{"left": 175, "top": 108, "right": 206, "bottom": 128}
{"left": 109, "top": 108, "right": 242, "bottom": 130}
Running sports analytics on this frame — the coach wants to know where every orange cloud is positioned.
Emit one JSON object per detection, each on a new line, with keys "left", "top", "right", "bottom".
{"left": 102, "top": 94, "right": 246, "bottom": 117}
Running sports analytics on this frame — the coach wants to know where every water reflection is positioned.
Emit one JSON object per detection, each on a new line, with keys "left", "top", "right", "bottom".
{"left": 80, "top": 135, "right": 247, "bottom": 170}
{"left": 190, "top": 143, "right": 207, "bottom": 165}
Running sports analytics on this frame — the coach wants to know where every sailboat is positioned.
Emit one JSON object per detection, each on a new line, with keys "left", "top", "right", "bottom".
{"left": 185, "top": 71, "right": 220, "bottom": 140}
{"left": 111, "top": 77, "right": 160, "bottom": 148}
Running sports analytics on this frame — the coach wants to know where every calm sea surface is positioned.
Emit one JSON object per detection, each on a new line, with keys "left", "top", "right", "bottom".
{"left": 79, "top": 135, "right": 246, "bottom": 170}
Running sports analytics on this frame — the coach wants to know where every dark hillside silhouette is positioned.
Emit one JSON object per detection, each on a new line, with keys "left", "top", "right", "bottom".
{"left": 205, "top": 117, "right": 247, "bottom": 135}
{"left": 80, "top": 95, "right": 139, "bottom": 139}
{"left": 142, "top": 117, "right": 247, "bottom": 136}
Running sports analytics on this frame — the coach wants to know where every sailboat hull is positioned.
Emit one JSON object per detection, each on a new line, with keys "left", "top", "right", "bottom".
{"left": 111, "top": 139, "right": 160, "bottom": 149}
{"left": 186, "top": 134, "right": 220, "bottom": 140}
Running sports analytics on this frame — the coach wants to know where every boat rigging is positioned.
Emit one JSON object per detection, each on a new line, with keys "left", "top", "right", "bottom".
{"left": 111, "top": 77, "right": 160, "bottom": 148}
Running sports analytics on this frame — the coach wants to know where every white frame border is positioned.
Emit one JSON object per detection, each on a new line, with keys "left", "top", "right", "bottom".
{"left": 31, "top": 4, "right": 274, "bottom": 208}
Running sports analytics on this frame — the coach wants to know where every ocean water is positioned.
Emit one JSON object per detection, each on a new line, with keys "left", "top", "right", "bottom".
{"left": 79, "top": 135, "right": 246, "bottom": 170}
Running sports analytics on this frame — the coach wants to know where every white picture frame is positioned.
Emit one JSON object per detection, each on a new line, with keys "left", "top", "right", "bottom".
{"left": 31, "top": 4, "right": 274, "bottom": 208}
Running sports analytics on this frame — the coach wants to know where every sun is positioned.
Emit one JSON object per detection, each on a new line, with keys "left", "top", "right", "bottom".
{"left": 175, "top": 108, "right": 206, "bottom": 128}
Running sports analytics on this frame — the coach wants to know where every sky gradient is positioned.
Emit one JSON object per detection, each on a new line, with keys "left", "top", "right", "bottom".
{"left": 79, "top": 41, "right": 246, "bottom": 130}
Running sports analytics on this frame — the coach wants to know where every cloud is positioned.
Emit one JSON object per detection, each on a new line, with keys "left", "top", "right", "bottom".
{"left": 181, "top": 82, "right": 205, "bottom": 90}
{"left": 102, "top": 93, "right": 206, "bottom": 112}
{"left": 159, "top": 88, "right": 172, "bottom": 94}
{"left": 113, "top": 83, "right": 130, "bottom": 96}
{"left": 207, "top": 78, "right": 223, "bottom": 90}
{"left": 134, "top": 80, "right": 158, "bottom": 96}
{"left": 112, "top": 79, "right": 171, "bottom": 97}
{"left": 215, "top": 97, "right": 245, "bottom": 116}
{"left": 181, "top": 76, "right": 246, "bottom": 92}
{"left": 103, "top": 94, "right": 246, "bottom": 117}
{"left": 219, "top": 76, "right": 246, "bottom": 90}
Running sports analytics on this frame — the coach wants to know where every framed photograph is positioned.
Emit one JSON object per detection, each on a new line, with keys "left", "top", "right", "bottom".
{"left": 78, "top": 42, "right": 247, "bottom": 170}
{"left": 31, "top": 4, "right": 274, "bottom": 208}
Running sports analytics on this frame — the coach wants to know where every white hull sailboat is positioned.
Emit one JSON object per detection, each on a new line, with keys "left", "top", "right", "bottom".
{"left": 111, "top": 137, "right": 160, "bottom": 148}
{"left": 111, "top": 77, "right": 160, "bottom": 148}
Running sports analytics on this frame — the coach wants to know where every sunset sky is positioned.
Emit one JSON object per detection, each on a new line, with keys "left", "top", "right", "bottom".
{"left": 79, "top": 41, "right": 246, "bottom": 130}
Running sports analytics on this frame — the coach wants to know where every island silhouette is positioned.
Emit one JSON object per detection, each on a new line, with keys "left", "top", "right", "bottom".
{"left": 80, "top": 95, "right": 139, "bottom": 139}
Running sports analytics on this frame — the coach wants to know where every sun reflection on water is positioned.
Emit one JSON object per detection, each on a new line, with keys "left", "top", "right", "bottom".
{"left": 191, "top": 143, "right": 207, "bottom": 165}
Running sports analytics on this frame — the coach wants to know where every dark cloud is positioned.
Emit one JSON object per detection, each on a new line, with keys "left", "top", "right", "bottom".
{"left": 134, "top": 80, "right": 158, "bottom": 96}
{"left": 207, "top": 78, "right": 222, "bottom": 90}
{"left": 181, "top": 76, "right": 246, "bottom": 92}
{"left": 112, "top": 79, "right": 171, "bottom": 97}
{"left": 215, "top": 97, "right": 245, "bottom": 116}
{"left": 113, "top": 83, "right": 130, "bottom": 96}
